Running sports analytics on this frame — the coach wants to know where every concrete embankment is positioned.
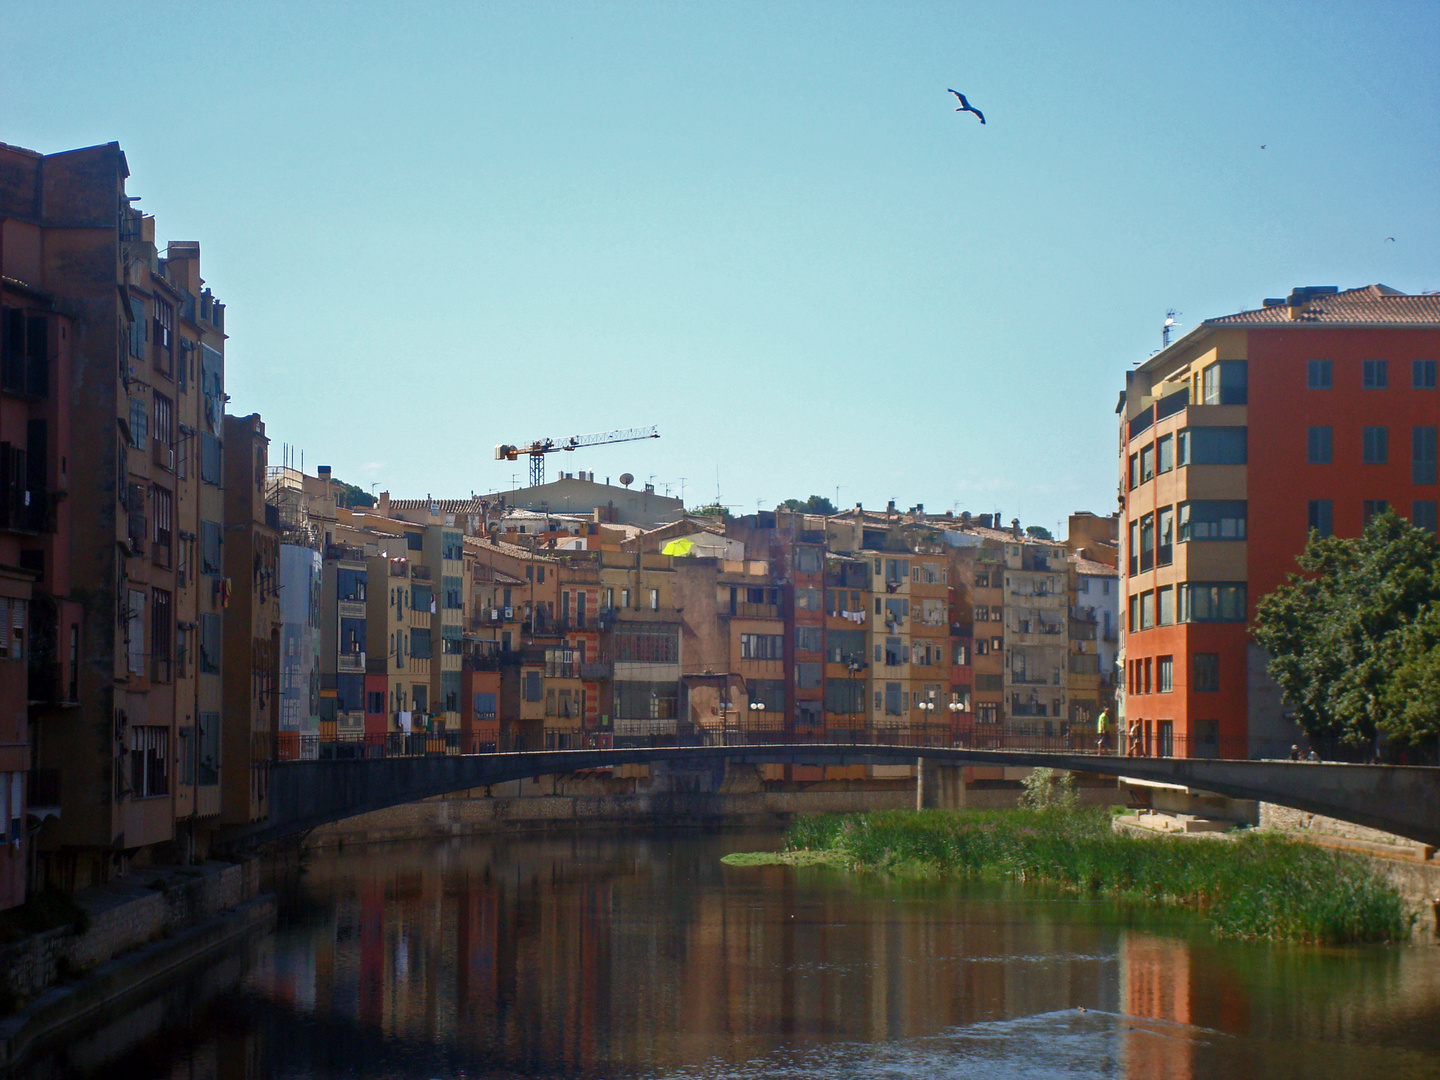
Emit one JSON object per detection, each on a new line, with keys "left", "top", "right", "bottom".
{"left": 0, "top": 861, "right": 275, "bottom": 1076}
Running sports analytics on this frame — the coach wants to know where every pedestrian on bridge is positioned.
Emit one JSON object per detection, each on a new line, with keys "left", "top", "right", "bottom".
{"left": 1096, "top": 708, "right": 1111, "bottom": 755}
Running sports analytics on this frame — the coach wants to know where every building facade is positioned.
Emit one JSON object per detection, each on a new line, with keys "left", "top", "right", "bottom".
{"left": 1119, "top": 285, "right": 1440, "bottom": 757}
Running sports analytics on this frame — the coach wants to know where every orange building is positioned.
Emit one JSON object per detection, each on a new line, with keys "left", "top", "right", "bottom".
{"left": 1119, "top": 285, "right": 1440, "bottom": 758}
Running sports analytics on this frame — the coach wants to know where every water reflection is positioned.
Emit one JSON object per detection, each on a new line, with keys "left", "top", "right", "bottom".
{"left": 41, "top": 829, "right": 1440, "bottom": 1080}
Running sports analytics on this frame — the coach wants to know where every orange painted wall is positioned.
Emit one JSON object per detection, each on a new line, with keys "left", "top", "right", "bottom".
{"left": 1246, "top": 326, "right": 1440, "bottom": 607}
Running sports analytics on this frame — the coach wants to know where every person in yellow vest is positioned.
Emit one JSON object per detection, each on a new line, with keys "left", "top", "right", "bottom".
{"left": 1095, "top": 708, "right": 1111, "bottom": 754}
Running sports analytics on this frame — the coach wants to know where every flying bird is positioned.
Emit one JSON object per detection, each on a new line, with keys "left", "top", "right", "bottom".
{"left": 1385, "top": 237, "right": 1396, "bottom": 242}
{"left": 1260, "top": 144, "right": 1266, "bottom": 149}
{"left": 947, "top": 89, "right": 985, "bottom": 124}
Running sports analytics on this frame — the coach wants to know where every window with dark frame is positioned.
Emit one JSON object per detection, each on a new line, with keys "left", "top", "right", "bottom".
{"left": 1362, "top": 426, "right": 1388, "bottom": 465}
{"left": 1415, "top": 360, "right": 1438, "bottom": 390}
{"left": 1363, "top": 499, "right": 1388, "bottom": 525}
{"left": 1307, "top": 426, "right": 1332, "bottom": 464}
{"left": 1308, "top": 499, "right": 1333, "bottom": 537}
{"left": 1307, "top": 359, "right": 1332, "bottom": 389}
{"left": 1362, "top": 359, "right": 1387, "bottom": 389}
{"left": 1193, "top": 653, "right": 1219, "bottom": 691}
{"left": 1414, "top": 426, "right": 1437, "bottom": 485}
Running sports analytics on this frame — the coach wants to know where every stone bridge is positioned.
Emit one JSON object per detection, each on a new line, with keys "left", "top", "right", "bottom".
{"left": 234, "top": 743, "right": 1440, "bottom": 849}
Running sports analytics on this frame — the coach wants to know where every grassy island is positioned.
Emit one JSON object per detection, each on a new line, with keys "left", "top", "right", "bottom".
{"left": 723, "top": 809, "right": 1414, "bottom": 945}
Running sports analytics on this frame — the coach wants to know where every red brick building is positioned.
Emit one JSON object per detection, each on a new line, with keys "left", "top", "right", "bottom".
{"left": 1119, "top": 285, "right": 1440, "bottom": 758}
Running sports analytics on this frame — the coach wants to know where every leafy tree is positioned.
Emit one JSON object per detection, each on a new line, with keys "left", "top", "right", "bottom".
{"left": 777, "top": 495, "right": 837, "bottom": 515}
{"left": 689, "top": 503, "right": 732, "bottom": 521}
{"left": 1252, "top": 511, "right": 1440, "bottom": 746}
{"left": 1379, "top": 604, "right": 1440, "bottom": 746}
{"left": 332, "top": 480, "right": 376, "bottom": 509}
{"left": 1025, "top": 525, "right": 1054, "bottom": 541}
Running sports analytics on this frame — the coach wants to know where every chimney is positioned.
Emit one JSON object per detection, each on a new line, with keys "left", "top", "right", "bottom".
{"left": 378, "top": 490, "right": 390, "bottom": 518}
{"left": 1011, "top": 518, "right": 1022, "bottom": 539}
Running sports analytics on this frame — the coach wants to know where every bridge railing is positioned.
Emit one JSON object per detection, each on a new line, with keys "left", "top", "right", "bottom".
{"left": 270, "top": 725, "right": 1331, "bottom": 763}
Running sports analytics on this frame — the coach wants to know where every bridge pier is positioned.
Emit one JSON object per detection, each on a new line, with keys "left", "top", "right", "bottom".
{"left": 916, "top": 758, "right": 966, "bottom": 810}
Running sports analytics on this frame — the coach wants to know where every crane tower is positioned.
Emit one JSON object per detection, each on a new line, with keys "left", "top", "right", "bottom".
{"left": 495, "top": 425, "right": 660, "bottom": 487}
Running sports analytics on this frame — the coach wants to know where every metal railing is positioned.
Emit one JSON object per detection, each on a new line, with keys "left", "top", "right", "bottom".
{"left": 267, "top": 723, "right": 1374, "bottom": 764}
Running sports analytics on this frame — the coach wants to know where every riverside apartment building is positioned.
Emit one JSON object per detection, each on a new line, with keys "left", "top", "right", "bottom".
{"left": 1118, "top": 285, "right": 1440, "bottom": 758}
{"left": 0, "top": 140, "right": 240, "bottom": 895}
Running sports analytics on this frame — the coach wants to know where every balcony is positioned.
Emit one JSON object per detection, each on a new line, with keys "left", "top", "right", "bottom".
{"left": 728, "top": 602, "right": 780, "bottom": 619}
{"left": 410, "top": 565, "right": 432, "bottom": 581}
{"left": 580, "top": 661, "right": 612, "bottom": 680}
{"left": 338, "top": 652, "right": 365, "bottom": 673}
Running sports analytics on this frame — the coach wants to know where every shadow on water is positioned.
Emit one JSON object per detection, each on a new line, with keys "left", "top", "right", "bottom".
{"left": 16, "top": 826, "right": 1440, "bottom": 1080}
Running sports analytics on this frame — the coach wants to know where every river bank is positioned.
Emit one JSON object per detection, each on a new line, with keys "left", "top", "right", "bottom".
{"left": 727, "top": 807, "right": 1416, "bottom": 944}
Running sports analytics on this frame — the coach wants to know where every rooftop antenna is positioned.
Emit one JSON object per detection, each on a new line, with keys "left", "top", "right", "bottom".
{"left": 1162, "top": 309, "right": 1182, "bottom": 348}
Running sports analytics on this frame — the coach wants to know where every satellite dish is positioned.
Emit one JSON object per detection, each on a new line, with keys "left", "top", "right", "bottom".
{"left": 619, "top": 473, "right": 634, "bottom": 488}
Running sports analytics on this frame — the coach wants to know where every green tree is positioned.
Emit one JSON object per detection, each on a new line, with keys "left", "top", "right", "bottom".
{"left": 332, "top": 480, "right": 376, "bottom": 509}
{"left": 1025, "top": 525, "right": 1054, "bottom": 541}
{"left": 777, "top": 495, "right": 837, "bottom": 515}
{"left": 1252, "top": 511, "right": 1440, "bottom": 746}
{"left": 1379, "top": 603, "right": 1440, "bottom": 746}
{"left": 689, "top": 503, "right": 732, "bottom": 521}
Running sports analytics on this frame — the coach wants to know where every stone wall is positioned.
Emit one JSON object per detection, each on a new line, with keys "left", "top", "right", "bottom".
{"left": 0, "top": 861, "right": 254, "bottom": 1003}
{"left": 1259, "top": 802, "right": 1433, "bottom": 855}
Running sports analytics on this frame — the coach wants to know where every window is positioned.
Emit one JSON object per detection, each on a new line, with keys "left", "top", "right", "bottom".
{"left": 1139, "top": 513, "right": 1154, "bottom": 572}
{"left": 1415, "top": 360, "right": 1438, "bottom": 390}
{"left": 1201, "top": 360, "right": 1247, "bottom": 405}
{"left": 1156, "top": 585, "right": 1174, "bottom": 626}
{"left": 1308, "top": 499, "right": 1333, "bottom": 537}
{"left": 884, "top": 682, "right": 903, "bottom": 716}
{"left": 127, "top": 396, "right": 148, "bottom": 448}
{"left": 619, "top": 588, "right": 630, "bottom": 608}
{"left": 648, "top": 588, "right": 659, "bottom": 611}
{"left": 336, "top": 567, "right": 366, "bottom": 601}
{"left": 1128, "top": 593, "right": 1138, "bottom": 633}
{"left": 341, "top": 618, "right": 365, "bottom": 654}
{"left": 1157, "top": 656, "right": 1173, "bottom": 693}
{"left": 199, "top": 520, "right": 223, "bottom": 576}
{"left": 1157, "top": 506, "right": 1174, "bottom": 566}
{"left": 410, "top": 627, "right": 432, "bottom": 658}
{"left": 1362, "top": 426, "right": 1388, "bottom": 464}
{"left": 1308, "top": 426, "right": 1333, "bottom": 464}
{"left": 443, "top": 576, "right": 463, "bottom": 609}
{"left": 613, "top": 625, "right": 679, "bottom": 663}
{"left": 152, "top": 392, "right": 174, "bottom": 453}
{"left": 1363, "top": 359, "right": 1388, "bottom": 389}
{"left": 1414, "top": 500, "right": 1437, "bottom": 533}
{"left": 1307, "top": 359, "right": 1332, "bottom": 389}
{"left": 1178, "top": 500, "right": 1247, "bottom": 541}
{"left": 1128, "top": 520, "right": 1138, "bottom": 576}
{"left": 129, "top": 727, "right": 169, "bottom": 798}
{"left": 200, "top": 432, "right": 222, "bottom": 484}
{"left": 1140, "top": 590, "right": 1155, "bottom": 629}
{"left": 796, "top": 625, "right": 823, "bottom": 652}
{"left": 795, "top": 586, "right": 822, "bottom": 611}
{"left": 1143, "top": 658, "right": 1152, "bottom": 694}
{"left": 1180, "top": 583, "right": 1246, "bottom": 622}
{"left": 1156, "top": 434, "right": 1173, "bottom": 473}
{"left": 1414, "top": 427, "right": 1437, "bottom": 484}
{"left": 795, "top": 546, "right": 822, "bottom": 573}
{"left": 150, "top": 589, "right": 171, "bottom": 682}
{"left": 1193, "top": 653, "right": 1219, "bottom": 691}
{"left": 152, "top": 484, "right": 173, "bottom": 557}
{"left": 824, "top": 679, "right": 865, "bottom": 714}
{"left": 1179, "top": 426, "right": 1247, "bottom": 465}
{"left": 199, "top": 612, "right": 221, "bottom": 673}
{"left": 368, "top": 690, "right": 386, "bottom": 714}
{"left": 740, "top": 633, "right": 784, "bottom": 660}
{"left": 1128, "top": 453, "right": 1139, "bottom": 490}
{"left": 977, "top": 703, "right": 999, "bottom": 724}
{"left": 1140, "top": 443, "right": 1155, "bottom": 482}
{"left": 826, "top": 628, "right": 865, "bottom": 664}
{"left": 1363, "top": 499, "right": 1388, "bottom": 525}
{"left": 411, "top": 584, "right": 432, "bottom": 612}
{"left": 795, "top": 662, "right": 821, "bottom": 689}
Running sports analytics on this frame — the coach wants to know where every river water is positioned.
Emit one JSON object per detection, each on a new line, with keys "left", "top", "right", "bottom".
{"left": 49, "top": 828, "right": 1440, "bottom": 1079}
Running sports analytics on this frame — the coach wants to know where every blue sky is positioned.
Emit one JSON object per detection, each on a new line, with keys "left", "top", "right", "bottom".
{"left": 5, "top": 2, "right": 1437, "bottom": 531}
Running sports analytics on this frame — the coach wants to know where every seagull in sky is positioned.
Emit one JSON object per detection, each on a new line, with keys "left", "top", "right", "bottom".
{"left": 1385, "top": 237, "right": 1396, "bottom": 242}
{"left": 947, "top": 89, "right": 985, "bottom": 124}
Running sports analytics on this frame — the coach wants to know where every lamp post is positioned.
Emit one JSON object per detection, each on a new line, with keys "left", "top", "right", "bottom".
{"left": 947, "top": 698, "right": 965, "bottom": 748}
{"left": 748, "top": 699, "right": 765, "bottom": 745}
{"left": 844, "top": 653, "right": 867, "bottom": 744}
{"left": 918, "top": 689, "right": 938, "bottom": 747}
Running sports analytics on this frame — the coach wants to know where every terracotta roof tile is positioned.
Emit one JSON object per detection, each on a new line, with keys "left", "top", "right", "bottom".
{"left": 1206, "top": 285, "right": 1440, "bottom": 326}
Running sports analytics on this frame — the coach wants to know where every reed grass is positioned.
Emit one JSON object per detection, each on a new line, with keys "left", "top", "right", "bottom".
{"left": 783, "top": 809, "right": 1413, "bottom": 944}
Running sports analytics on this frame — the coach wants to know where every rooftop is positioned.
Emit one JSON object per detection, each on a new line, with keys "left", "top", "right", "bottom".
{"left": 1206, "top": 284, "right": 1440, "bottom": 327}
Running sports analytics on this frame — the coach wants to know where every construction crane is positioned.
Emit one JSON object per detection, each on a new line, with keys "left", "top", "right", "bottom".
{"left": 495, "top": 425, "right": 660, "bottom": 487}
